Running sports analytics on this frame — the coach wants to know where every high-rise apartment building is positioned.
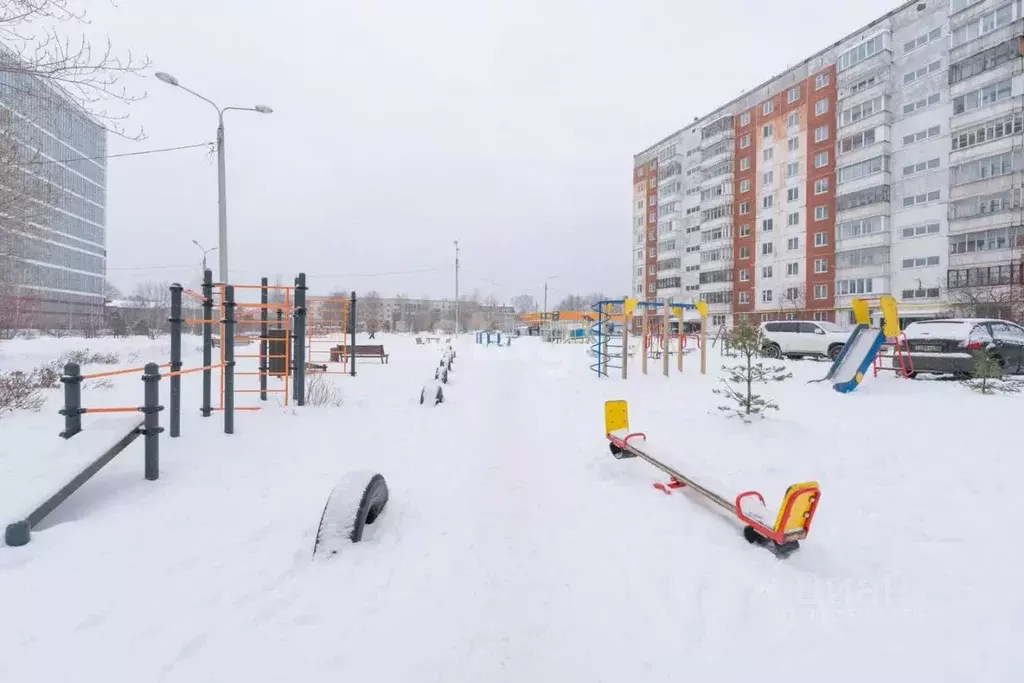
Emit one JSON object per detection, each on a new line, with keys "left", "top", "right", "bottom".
{"left": 633, "top": 0, "right": 1024, "bottom": 329}
{"left": 0, "top": 47, "right": 108, "bottom": 328}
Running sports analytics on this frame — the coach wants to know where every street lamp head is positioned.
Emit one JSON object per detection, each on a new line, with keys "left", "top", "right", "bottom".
{"left": 155, "top": 71, "right": 180, "bottom": 86}
{"left": 254, "top": 105, "right": 273, "bottom": 114}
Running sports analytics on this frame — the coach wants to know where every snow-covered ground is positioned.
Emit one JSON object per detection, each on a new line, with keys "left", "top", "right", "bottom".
{"left": 1, "top": 333, "right": 1021, "bottom": 682}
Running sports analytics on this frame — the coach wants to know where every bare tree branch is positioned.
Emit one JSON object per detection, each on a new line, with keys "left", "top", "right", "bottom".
{"left": 0, "top": 0, "right": 150, "bottom": 140}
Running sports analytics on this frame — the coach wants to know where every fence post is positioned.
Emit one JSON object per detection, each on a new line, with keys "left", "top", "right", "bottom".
{"left": 169, "top": 283, "right": 183, "bottom": 437}
{"left": 201, "top": 269, "right": 214, "bottom": 417}
{"left": 260, "top": 276, "right": 268, "bottom": 401}
{"left": 141, "top": 362, "right": 163, "bottom": 481}
{"left": 293, "top": 272, "right": 308, "bottom": 406}
{"left": 223, "top": 284, "right": 236, "bottom": 435}
{"left": 349, "top": 290, "right": 357, "bottom": 377}
{"left": 59, "top": 362, "right": 83, "bottom": 439}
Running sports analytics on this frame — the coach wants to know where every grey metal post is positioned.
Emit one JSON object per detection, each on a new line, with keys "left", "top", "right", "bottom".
{"left": 293, "top": 272, "right": 308, "bottom": 406}
{"left": 59, "top": 362, "right": 83, "bottom": 439}
{"left": 260, "top": 277, "right": 268, "bottom": 401}
{"left": 169, "top": 283, "right": 183, "bottom": 437}
{"left": 349, "top": 290, "right": 357, "bottom": 377}
{"left": 141, "top": 363, "right": 163, "bottom": 481}
{"left": 223, "top": 284, "right": 236, "bottom": 434}
{"left": 217, "top": 114, "right": 228, "bottom": 283}
{"left": 201, "top": 269, "right": 214, "bottom": 417}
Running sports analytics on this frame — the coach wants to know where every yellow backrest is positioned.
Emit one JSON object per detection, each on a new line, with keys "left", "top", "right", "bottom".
{"left": 772, "top": 482, "right": 821, "bottom": 536}
{"left": 851, "top": 298, "right": 870, "bottom": 326}
{"left": 604, "top": 400, "right": 629, "bottom": 434}
{"left": 879, "top": 294, "right": 901, "bottom": 337}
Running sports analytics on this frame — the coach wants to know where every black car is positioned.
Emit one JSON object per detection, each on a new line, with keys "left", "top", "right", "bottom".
{"left": 896, "top": 318, "right": 1024, "bottom": 377}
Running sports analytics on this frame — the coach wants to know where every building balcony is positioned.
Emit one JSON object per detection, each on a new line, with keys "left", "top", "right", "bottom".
{"left": 835, "top": 229, "right": 891, "bottom": 251}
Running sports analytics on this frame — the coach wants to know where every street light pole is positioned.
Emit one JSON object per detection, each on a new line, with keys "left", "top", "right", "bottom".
{"left": 543, "top": 275, "right": 558, "bottom": 340}
{"left": 192, "top": 240, "right": 217, "bottom": 276}
{"left": 155, "top": 71, "right": 272, "bottom": 284}
{"left": 453, "top": 240, "right": 460, "bottom": 335}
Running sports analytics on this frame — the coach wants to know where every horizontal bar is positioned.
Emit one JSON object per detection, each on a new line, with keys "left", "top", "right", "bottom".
{"left": 163, "top": 364, "right": 224, "bottom": 379}
{"left": 235, "top": 389, "right": 285, "bottom": 394}
{"left": 211, "top": 406, "right": 262, "bottom": 412}
{"left": 225, "top": 284, "right": 294, "bottom": 290}
{"left": 233, "top": 303, "right": 293, "bottom": 309}
{"left": 181, "top": 319, "right": 219, "bottom": 325}
{"left": 84, "top": 406, "right": 139, "bottom": 414}
{"left": 81, "top": 363, "right": 172, "bottom": 380}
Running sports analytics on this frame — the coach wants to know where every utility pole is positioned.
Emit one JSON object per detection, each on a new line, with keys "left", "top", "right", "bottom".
{"left": 453, "top": 240, "right": 460, "bottom": 334}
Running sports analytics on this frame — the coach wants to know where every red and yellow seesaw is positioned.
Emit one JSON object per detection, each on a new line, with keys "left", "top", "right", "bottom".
{"left": 603, "top": 400, "right": 821, "bottom": 559}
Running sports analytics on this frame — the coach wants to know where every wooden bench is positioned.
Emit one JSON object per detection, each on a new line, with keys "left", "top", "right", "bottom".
{"left": 330, "top": 345, "right": 389, "bottom": 364}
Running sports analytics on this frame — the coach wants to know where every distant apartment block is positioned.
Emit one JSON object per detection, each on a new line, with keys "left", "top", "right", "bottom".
{"left": 361, "top": 296, "right": 516, "bottom": 332}
{"left": 0, "top": 47, "right": 108, "bottom": 328}
{"left": 633, "top": 0, "right": 1024, "bottom": 329}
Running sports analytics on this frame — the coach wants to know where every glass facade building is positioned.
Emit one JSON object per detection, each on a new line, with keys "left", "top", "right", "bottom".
{"left": 0, "top": 46, "right": 107, "bottom": 328}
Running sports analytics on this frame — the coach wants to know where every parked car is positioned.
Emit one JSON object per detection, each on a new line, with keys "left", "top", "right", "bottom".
{"left": 759, "top": 320, "right": 851, "bottom": 360}
{"left": 896, "top": 318, "right": 1024, "bottom": 377}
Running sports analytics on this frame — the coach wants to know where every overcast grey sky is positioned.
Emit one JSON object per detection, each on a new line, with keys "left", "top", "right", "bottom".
{"left": 93, "top": 0, "right": 904, "bottom": 304}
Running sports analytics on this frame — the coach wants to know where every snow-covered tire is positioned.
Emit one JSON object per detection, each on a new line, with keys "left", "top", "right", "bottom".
{"left": 312, "top": 471, "right": 389, "bottom": 559}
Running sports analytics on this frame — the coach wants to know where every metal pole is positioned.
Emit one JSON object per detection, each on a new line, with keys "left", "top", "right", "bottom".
{"left": 169, "top": 283, "right": 183, "bottom": 437}
{"left": 350, "top": 291, "right": 357, "bottom": 377}
{"left": 201, "top": 269, "right": 213, "bottom": 417}
{"left": 260, "top": 277, "right": 268, "bottom": 401}
{"left": 454, "top": 240, "right": 460, "bottom": 335}
{"left": 543, "top": 282, "right": 547, "bottom": 340}
{"left": 59, "top": 362, "right": 82, "bottom": 438}
{"left": 217, "top": 114, "right": 228, "bottom": 283}
{"left": 223, "top": 285, "right": 235, "bottom": 434}
{"left": 141, "top": 362, "right": 162, "bottom": 481}
{"left": 294, "top": 272, "right": 308, "bottom": 406}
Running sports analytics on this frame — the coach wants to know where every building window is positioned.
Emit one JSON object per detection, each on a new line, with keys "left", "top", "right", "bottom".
{"left": 814, "top": 125, "right": 829, "bottom": 142}
{"left": 739, "top": 292, "right": 750, "bottom": 304}
{"left": 762, "top": 218, "right": 774, "bottom": 232}
{"left": 902, "top": 190, "right": 941, "bottom": 208}
{"left": 814, "top": 284, "right": 828, "bottom": 299}
{"left": 815, "top": 99, "right": 829, "bottom": 116}
{"left": 739, "top": 179, "right": 750, "bottom": 192}
{"left": 761, "top": 289, "right": 773, "bottom": 303}
{"left": 815, "top": 151, "right": 829, "bottom": 168}
{"left": 788, "top": 137, "right": 799, "bottom": 152}
{"left": 902, "top": 256, "right": 941, "bottom": 268}
{"left": 787, "top": 237, "right": 800, "bottom": 250}
{"left": 953, "top": 79, "right": 1012, "bottom": 115}
{"left": 815, "top": 73, "right": 830, "bottom": 89}
{"left": 739, "top": 111, "right": 751, "bottom": 126}
{"left": 763, "top": 170, "right": 774, "bottom": 186}
{"left": 739, "top": 223, "right": 751, "bottom": 236}
{"left": 762, "top": 265, "right": 774, "bottom": 278}
{"left": 787, "top": 187, "right": 800, "bottom": 202}
{"left": 739, "top": 246, "right": 750, "bottom": 259}
{"left": 763, "top": 101, "right": 774, "bottom": 116}
{"left": 787, "top": 111, "right": 799, "bottom": 128}
{"left": 788, "top": 212, "right": 800, "bottom": 226}
{"left": 763, "top": 148, "right": 773, "bottom": 162}
{"left": 786, "top": 262, "right": 799, "bottom": 276}
{"left": 814, "top": 206, "right": 829, "bottom": 221}
{"left": 901, "top": 222, "right": 940, "bottom": 239}
{"left": 762, "top": 195, "right": 773, "bottom": 209}
{"left": 761, "top": 242, "right": 774, "bottom": 256}
{"left": 814, "top": 231, "right": 828, "bottom": 247}
{"left": 740, "top": 157, "right": 751, "bottom": 170}
{"left": 787, "top": 161, "right": 800, "bottom": 177}
{"left": 814, "top": 258, "right": 828, "bottom": 273}
{"left": 739, "top": 269, "right": 749, "bottom": 281}
{"left": 739, "top": 201, "right": 750, "bottom": 214}
{"left": 814, "top": 178, "right": 829, "bottom": 194}
{"left": 787, "top": 87, "right": 800, "bottom": 103}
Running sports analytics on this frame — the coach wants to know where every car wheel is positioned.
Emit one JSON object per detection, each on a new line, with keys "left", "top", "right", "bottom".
{"left": 762, "top": 344, "right": 782, "bottom": 359}
{"left": 828, "top": 345, "right": 844, "bottom": 361}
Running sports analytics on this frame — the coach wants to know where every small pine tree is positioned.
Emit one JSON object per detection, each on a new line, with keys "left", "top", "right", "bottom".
{"left": 963, "top": 349, "right": 1021, "bottom": 394}
{"left": 713, "top": 317, "right": 792, "bottom": 422}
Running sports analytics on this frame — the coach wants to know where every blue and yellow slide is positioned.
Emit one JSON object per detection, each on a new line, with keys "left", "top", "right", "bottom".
{"left": 817, "top": 295, "right": 899, "bottom": 393}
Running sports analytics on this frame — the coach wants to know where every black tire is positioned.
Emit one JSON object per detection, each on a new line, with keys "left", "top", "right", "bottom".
{"left": 312, "top": 472, "right": 390, "bottom": 559}
{"left": 762, "top": 344, "right": 782, "bottom": 359}
{"left": 828, "top": 344, "right": 844, "bottom": 361}
{"left": 905, "top": 372, "right": 918, "bottom": 379}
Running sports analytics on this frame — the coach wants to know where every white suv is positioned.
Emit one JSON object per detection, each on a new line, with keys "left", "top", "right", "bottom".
{"left": 759, "top": 320, "right": 851, "bottom": 360}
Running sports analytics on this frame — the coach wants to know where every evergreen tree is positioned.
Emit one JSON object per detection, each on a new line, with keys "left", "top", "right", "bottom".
{"left": 963, "top": 349, "right": 1020, "bottom": 394}
{"left": 713, "top": 317, "right": 792, "bottom": 422}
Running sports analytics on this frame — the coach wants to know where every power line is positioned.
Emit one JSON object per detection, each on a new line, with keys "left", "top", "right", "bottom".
{"left": 25, "top": 143, "right": 214, "bottom": 166}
